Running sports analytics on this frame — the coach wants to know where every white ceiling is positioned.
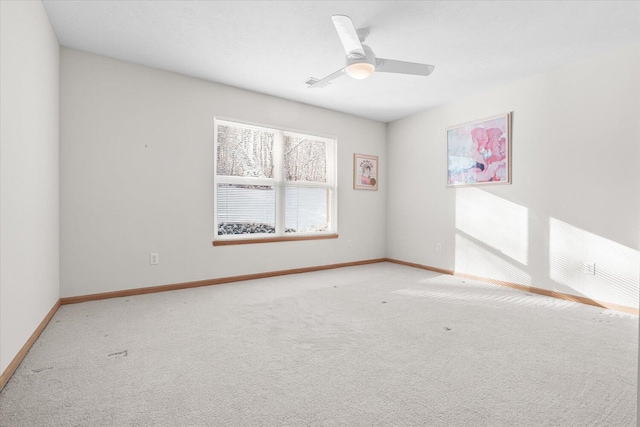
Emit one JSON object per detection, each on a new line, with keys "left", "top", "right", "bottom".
{"left": 42, "top": 1, "right": 640, "bottom": 123}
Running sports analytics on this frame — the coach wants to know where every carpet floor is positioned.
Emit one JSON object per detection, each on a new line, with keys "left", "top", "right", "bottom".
{"left": 0, "top": 262, "right": 637, "bottom": 426}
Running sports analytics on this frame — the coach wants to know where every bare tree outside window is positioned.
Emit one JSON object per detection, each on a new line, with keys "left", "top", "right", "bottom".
{"left": 284, "top": 135, "right": 327, "bottom": 183}
{"left": 216, "top": 124, "right": 274, "bottom": 178}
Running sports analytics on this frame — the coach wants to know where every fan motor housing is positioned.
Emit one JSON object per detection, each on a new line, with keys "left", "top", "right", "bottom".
{"left": 346, "top": 44, "right": 376, "bottom": 68}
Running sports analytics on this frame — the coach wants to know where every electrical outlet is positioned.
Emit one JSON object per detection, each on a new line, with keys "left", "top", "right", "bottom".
{"left": 436, "top": 243, "right": 442, "bottom": 252}
{"left": 347, "top": 239, "right": 352, "bottom": 248}
{"left": 150, "top": 252, "right": 159, "bottom": 265}
{"left": 583, "top": 262, "right": 595, "bottom": 275}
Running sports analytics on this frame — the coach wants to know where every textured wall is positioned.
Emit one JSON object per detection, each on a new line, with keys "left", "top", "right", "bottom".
{"left": 59, "top": 48, "right": 387, "bottom": 297}
{"left": 0, "top": 1, "right": 60, "bottom": 374}
{"left": 386, "top": 44, "right": 640, "bottom": 309}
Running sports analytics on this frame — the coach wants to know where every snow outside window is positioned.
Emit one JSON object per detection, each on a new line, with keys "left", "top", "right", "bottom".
{"left": 214, "top": 119, "right": 337, "bottom": 241}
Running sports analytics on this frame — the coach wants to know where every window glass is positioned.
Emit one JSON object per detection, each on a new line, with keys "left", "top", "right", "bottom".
{"left": 217, "top": 184, "right": 275, "bottom": 235}
{"left": 284, "top": 135, "right": 327, "bottom": 183}
{"left": 216, "top": 124, "right": 274, "bottom": 178}
{"left": 285, "top": 187, "right": 329, "bottom": 233}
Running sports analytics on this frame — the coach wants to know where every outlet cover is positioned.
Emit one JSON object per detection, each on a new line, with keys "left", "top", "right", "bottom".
{"left": 583, "top": 262, "right": 595, "bottom": 275}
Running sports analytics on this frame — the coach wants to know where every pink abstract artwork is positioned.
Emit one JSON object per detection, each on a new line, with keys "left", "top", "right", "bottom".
{"left": 447, "top": 113, "right": 511, "bottom": 186}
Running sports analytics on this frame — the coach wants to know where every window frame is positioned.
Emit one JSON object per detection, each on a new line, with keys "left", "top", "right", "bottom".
{"left": 213, "top": 118, "right": 338, "bottom": 244}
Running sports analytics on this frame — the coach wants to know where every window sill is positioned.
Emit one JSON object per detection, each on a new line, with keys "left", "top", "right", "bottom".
{"left": 212, "top": 233, "right": 339, "bottom": 246}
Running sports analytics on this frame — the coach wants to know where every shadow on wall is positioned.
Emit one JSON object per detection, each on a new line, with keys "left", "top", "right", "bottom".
{"left": 455, "top": 187, "right": 532, "bottom": 285}
{"left": 454, "top": 187, "right": 639, "bottom": 309}
{"left": 549, "top": 217, "right": 639, "bottom": 309}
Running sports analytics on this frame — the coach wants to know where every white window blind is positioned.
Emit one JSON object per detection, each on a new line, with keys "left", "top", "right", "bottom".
{"left": 214, "top": 119, "right": 337, "bottom": 240}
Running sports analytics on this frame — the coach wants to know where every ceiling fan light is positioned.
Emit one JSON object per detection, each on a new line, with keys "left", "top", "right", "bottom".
{"left": 345, "top": 62, "right": 375, "bottom": 79}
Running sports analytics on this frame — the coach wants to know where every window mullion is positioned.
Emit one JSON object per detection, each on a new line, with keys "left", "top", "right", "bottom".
{"left": 330, "top": 141, "right": 337, "bottom": 233}
{"left": 274, "top": 130, "right": 285, "bottom": 236}
{"left": 217, "top": 176, "right": 275, "bottom": 186}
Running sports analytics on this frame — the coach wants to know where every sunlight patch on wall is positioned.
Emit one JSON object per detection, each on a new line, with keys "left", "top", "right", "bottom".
{"left": 455, "top": 233, "right": 532, "bottom": 286}
{"left": 549, "top": 217, "right": 639, "bottom": 308}
{"left": 455, "top": 188, "right": 529, "bottom": 265}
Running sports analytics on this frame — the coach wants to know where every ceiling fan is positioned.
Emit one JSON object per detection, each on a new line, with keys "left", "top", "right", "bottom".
{"left": 306, "top": 15, "right": 435, "bottom": 89}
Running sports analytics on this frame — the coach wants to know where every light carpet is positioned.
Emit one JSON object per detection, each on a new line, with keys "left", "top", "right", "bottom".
{"left": 0, "top": 262, "right": 637, "bottom": 426}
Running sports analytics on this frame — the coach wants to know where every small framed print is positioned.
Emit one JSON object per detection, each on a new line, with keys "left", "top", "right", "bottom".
{"left": 354, "top": 153, "right": 378, "bottom": 191}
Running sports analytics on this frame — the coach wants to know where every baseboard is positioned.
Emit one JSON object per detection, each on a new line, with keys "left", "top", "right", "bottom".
{"left": 386, "top": 258, "right": 639, "bottom": 315}
{"left": 3, "top": 256, "right": 634, "bottom": 392}
{"left": 60, "top": 258, "right": 388, "bottom": 305}
{"left": 1, "top": 259, "right": 387, "bottom": 391}
{"left": 385, "top": 258, "right": 455, "bottom": 276}
{"left": 0, "top": 299, "right": 61, "bottom": 391}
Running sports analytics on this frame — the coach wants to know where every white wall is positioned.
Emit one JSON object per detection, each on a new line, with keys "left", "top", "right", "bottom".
{"left": 0, "top": 1, "right": 60, "bottom": 374}
{"left": 59, "top": 48, "right": 386, "bottom": 297}
{"left": 387, "top": 44, "right": 640, "bottom": 309}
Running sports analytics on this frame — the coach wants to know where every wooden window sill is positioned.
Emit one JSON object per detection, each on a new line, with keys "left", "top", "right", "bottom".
{"left": 212, "top": 233, "right": 339, "bottom": 246}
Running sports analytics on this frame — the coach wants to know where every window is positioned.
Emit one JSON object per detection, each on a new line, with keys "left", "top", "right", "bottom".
{"left": 214, "top": 119, "right": 337, "bottom": 243}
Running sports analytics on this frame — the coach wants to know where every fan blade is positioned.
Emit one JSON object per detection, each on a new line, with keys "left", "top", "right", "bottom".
{"left": 306, "top": 68, "right": 346, "bottom": 89}
{"left": 331, "top": 15, "right": 365, "bottom": 57}
{"left": 375, "top": 58, "right": 435, "bottom": 76}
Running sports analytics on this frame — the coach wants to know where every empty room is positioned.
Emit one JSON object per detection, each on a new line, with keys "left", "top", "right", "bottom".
{"left": 1, "top": 1, "right": 639, "bottom": 425}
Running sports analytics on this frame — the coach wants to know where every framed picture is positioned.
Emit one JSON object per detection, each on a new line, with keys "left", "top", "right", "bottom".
{"left": 446, "top": 112, "right": 511, "bottom": 187}
{"left": 354, "top": 153, "right": 378, "bottom": 190}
